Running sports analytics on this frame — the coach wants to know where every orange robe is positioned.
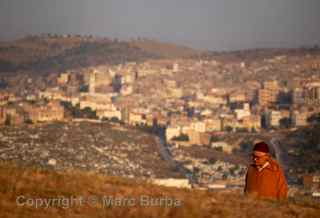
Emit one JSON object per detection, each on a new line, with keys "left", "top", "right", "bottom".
{"left": 244, "top": 158, "right": 288, "bottom": 200}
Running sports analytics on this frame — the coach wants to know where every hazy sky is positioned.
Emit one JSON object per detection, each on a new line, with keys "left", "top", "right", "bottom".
{"left": 0, "top": 0, "right": 319, "bottom": 51}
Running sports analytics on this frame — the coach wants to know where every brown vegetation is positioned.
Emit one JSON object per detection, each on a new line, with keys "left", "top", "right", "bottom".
{"left": 0, "top": 35, "right": 159, "bottom": 74}
{"left": 0, "top": 35, "right": 202, "bottom": 75}
{"left": 0, "top": 163, "right": 319, "bottom": 218}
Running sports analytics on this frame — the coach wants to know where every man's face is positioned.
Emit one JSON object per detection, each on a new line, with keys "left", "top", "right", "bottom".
{"left": 251, "top": 151, "right": 269, "bottom": 166}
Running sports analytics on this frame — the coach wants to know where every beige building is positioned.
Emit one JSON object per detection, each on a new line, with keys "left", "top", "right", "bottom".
{"left": 169, "top": 87, "right": 183, "bottom": 98}
{"left": 0, "top": 106, "right": 25, "bottom": 125}
{"left": 39, "top": 88, "right": 65, "bottom": 101}
{"left": 120, "top": 85, "right": 133, "bottom": 96}
{"left": 234, "top": 103, "right": 251, "bottom": 120}
{"left": 128, "top": 112, "right": 146, "bottom": 126}
{"left": 291, "top": 110, "right": 309, "bottom": 127}
{"left": 24, "top": 101, "right": 64, "bottom": 123}
{"left": 186, "top": 129, "right": 201, "bottom": 145}
{"left": 292, "top": 88, "right": 304, "bottom": 105}
{"left": 0, "top": 106, "right": 5, "bottom": 124}
{"left": 229, "top": 92, "right": 246, "bottom": 103}
{"left": 204, "top": 118, "right": 222, "bottom": 132}
{"left": 0, "top": 91, "right": 11, "bottom": 106}
{"left": 166, "top": 125, "right": 181, "bottom": 141}
{"left": 191, "top": 121, "right": 206, "bottom": 133}
{"left": 89, "top": 71, "right": 96, "bottom": 94}
{"left": 241, "top": 115, "right": 261, "bottom": 131}
{"left": 267, "top": 110, "right": 282, "bottom": 127}
{"left": 201, "top": 95, "right": 227, "bottom": 105}
{"left": 57, "top": 72, "right": 70, "bottom": 85}
{"left": 97, "top": 109, "right": 121, "bottom": 120}
{"left": 258, "top": 80, "right": 280, "bottom": 106}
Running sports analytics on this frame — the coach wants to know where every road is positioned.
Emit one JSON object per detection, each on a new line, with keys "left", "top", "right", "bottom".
{"left": 269, "top": 136, "right": 293, "bottom": 184}
{"left": 157, "top": 128, "right": 194, "bottom": 183}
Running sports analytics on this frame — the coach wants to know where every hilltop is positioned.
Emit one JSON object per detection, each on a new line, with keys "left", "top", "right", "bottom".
{"left": 0, "top": 35, "right": 201, "bottom": 74}
{"left": 1, "top": 34, "right": 319, "bottom": 76}
{"left": 0, "top": 163, "right": 319, "bottom": 218}
{"left": 0, "top": 35, "right": 157, "bottom": 74}
{"left": 130, "top": 38, "right": 202, "bottom": 59}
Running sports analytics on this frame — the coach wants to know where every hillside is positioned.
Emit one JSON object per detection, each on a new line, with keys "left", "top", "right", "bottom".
{"left": 0, "top": 163, "right": 319, "bottom": 218}
{"left": 0, "top": 35, "right": 159, "bottom": 74}
{"left": 0, "top": 121, "right": 181, "bottom": 179}
{"left": 130, "top": 38, "right": 202, "bottom": 59}
{"left": 279, "top": 122, "right": 320, "bottom": 180}
{"left": 1, "top": 35, "right": 319, "bottom": 76}
{"left": 0, "top": 35, "right": 201, "bottom": 74}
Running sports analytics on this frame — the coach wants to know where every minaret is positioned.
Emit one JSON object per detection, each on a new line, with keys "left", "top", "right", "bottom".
{"left": 89, "top": 71, "right": 96, "bottom": 94}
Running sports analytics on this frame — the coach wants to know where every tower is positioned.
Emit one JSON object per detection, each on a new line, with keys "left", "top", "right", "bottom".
{"left": 89, "top": 71, "right": 96, "bottom": 94}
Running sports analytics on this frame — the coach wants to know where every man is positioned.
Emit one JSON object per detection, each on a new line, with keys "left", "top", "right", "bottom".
{"left": 244, "top": 141, "right": 288, "bottom": 200}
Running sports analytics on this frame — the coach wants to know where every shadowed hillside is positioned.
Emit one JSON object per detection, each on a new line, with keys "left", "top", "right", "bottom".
{"left": 0, "top": 35, "right": 202, "bottom": 74}
{"left": 0, "top": 35, "right": 160, "bottom": 74}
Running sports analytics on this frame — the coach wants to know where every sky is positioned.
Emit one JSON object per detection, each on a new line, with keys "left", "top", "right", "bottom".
{"left": 0, "top": 0, "right": 319, "bottom": 51}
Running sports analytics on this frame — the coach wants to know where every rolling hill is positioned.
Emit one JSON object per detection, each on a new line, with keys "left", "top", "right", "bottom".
{"left": 0, "top": 35, "right": 201, "bottom": 74}
{"left": 0, "top": 163, "right": 319, "bottom": 218}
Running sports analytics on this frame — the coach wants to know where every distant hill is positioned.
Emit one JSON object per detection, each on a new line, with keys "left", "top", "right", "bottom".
{"left": 200, "top": 47, "right": 320, "bottom": 63}
{"left": 0, "top": 163, "right": 319, "bottom": 218}
{"left": 1, "top": 35, "right": 319, "bottom": 75}
{"left": 0, "top": 35, "right": 201, "bottom": 74}
{"left": 0, "top": 35, "right": 160, "bottom": 74}
{"left": 129, "top": 38, "right": 202, "bottom": 59}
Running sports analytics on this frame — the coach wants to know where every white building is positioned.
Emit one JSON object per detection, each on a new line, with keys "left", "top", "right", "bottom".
{"left": 97, "top": 109, "right": 122, "bottom": 120}
{"left": 235, "top": 103, "right": 251, "bottom": 120}
{"left": 291, "top": 110, "right": 308, "bottom": 127}
{"left": 191, "top": 121, "right": 206, "bottom": 133}
{"left": 151, "top": 178, "right": 191, "bottom": 189}
{"left": 166, "top": 125, "right": 181, "bottom": 141}
{"left": 267, "top": 110, "right": 282, "bottom": 127}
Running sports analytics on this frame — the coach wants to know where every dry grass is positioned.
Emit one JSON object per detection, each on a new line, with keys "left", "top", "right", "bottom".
{"left": 0, "top": 162, "right": 319, "bottom": 218}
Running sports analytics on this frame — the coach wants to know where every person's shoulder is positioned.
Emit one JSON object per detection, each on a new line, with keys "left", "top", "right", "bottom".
{"left": 247, "top": 163, "right": 256, "bottom": 173}
{"left": 267, "top": 158, "right": 282, "bottom": 172}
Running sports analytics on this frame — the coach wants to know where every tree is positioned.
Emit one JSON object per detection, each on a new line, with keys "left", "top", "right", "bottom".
{"left": 82, "top": 107, "right": 97, "bottom": 119}
{"left": 240, "top": 140, "right": 253, "bottom": 152}
{"left": 222, "top": 173, "right": 228, "bottom": 180}
{"left": 236, "top": 127, "right": 249, "bottom": 133}
{"left": 251, "top": 127, "right": 257, "bottom": 133}
{"left": 280, "top": 117, "right": 291, "bottom": 129}
{"left": 307, "top": 113, "right": 320, "bottom": 125}
{"left": 79, "top": 85, "right": 88, "bottom": 92}
{"left": 214, "top": 146, "right": 223, "bottom": 152}
{"left": 24, "top": 118, "right": 33, "bottom": 124}
{"left": 210, "top": 135, "right": 220, "bottom": 143}
{"left": 208, "top": 157, "right": 217, "bottom": 164}
{"left": 110, "top": 117, "right": 120, "bottom": 123}
{"left": 224, "top": 126, "right": 233, "bottom": 132}
{"left": 5, "top": 115, "right": 11, "bottom": 126}
{"left": 172, "top": 134, "right": 189, "bottom": 141}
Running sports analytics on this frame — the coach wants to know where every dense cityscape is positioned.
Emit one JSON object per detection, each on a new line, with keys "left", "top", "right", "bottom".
{"left": 0, "top": 35, "right": 320, "bottom": 201}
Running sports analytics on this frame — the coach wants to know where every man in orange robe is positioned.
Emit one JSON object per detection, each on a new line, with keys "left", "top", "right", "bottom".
{"left": 244, "top": 141, "right": 288, "bottom": 200}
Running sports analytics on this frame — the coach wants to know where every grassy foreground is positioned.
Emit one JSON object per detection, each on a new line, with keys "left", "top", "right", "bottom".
{"left": 0, "top": 163, "right": 319, "bottom": 218}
